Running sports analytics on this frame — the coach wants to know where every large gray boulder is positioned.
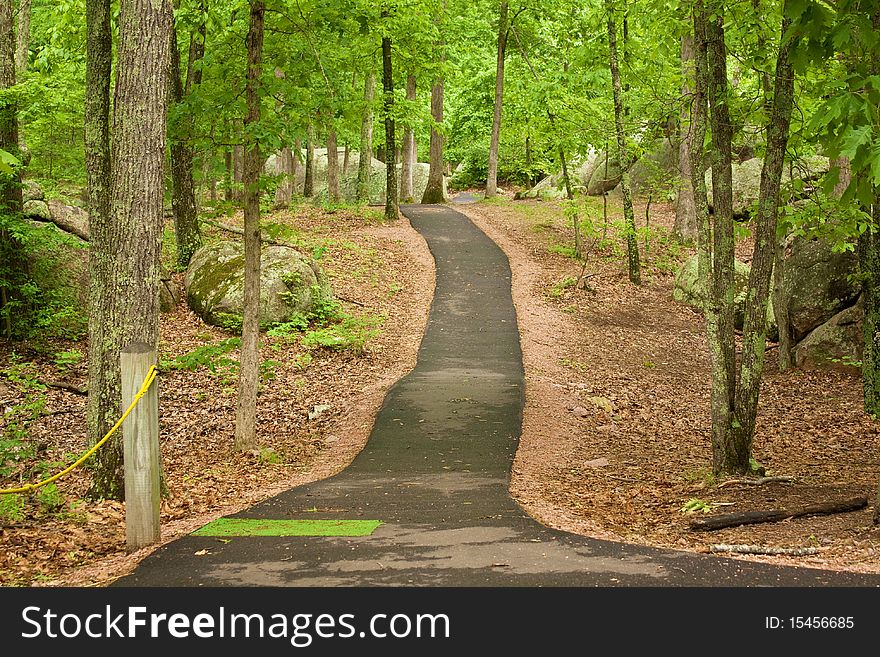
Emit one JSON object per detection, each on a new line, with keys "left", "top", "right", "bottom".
{"left": 629, "top": 138, "right": 678, "bottom": 196}
{"left": 587, "top": 152, "right": 625, "bottom": 196}
{"left": 184, "top": 241, "right": 332, "bottom": 329}
{"left": 23, "top": 199, "right": 51, "bottom": 220}
{"left": 706, "top": 155, "right": 829, "bottom": 217}
{"left": 23, "top": 180, "right": 45, "bottom": 203}
{"left": 793, "top": 298, "right": 862, "bottom": 372}
{"left": 783, "top": 236, "right": 859, "bottom": 341}
{"left": 672, "top": 254, "right": 776, "bottom": 335}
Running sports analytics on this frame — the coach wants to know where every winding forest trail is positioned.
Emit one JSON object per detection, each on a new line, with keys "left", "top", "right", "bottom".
{"left": 114, "top": 204, "right": 880, "bottom": 586}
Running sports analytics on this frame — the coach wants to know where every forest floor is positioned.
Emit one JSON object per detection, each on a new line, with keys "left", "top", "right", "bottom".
{"left": 2, "top": 191, "right": 879, "bottom": 586}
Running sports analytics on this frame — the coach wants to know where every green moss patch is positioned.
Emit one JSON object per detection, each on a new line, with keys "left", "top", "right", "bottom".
{"left": 191, "top": 518, "right": 383, "bottom": 537}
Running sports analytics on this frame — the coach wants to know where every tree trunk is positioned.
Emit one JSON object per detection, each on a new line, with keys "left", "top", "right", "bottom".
{"left": 772, "top": 237, "right": 792, "bottom": 370}
{"left": 400, "top": 73, "right": 416, "bottom": 203}
{"left": 605, "top": 0, "right": 640, "bottom": 285}
{"left": 233, "top": 140, "right": 243, "bottom": 200}
{"left": 0, "top": 0, "right": 21, "bottom": 339}
{"left": 674, "top": 33, "right": 698, "bottom": 241}
{"left": 235, "top": 0, "right": 264, "bottom": 453}
{"left": 304, "top": 125, "right": 315, "bottom": 197}
{"left": 381, "top": 24, "right": 397, "bottom": 220}
{"left": 168, "top": 12, "right": 204, "bottom": 269}
{"left": 342, "top": 142, "right": 350, "bottom": 175}
{"left": 83, "top": 0, "right": 112, "bottom": 471}
{"left": 224, "top": 147, "right": 233, "bottom": 201}
{"left": 326, "top": 126, "right": 340, "bottom": 203}
{"left": 356, "top": 72, "right": 375, "bottom": 203}
{"left": 88, "top": 0, "right": 172, "bottom": 499}
{"left": 14, "top": 0, "right": 28, "bottom": 74}
{"left": 485, "top": 0, "right": 508, "bottom": 198}
{"left": 732, "top": 7, "right": 796, "bottom": 460}
{"left": 422, "top": 77, "right": 446, "bottom": 204}
{"left": 273, "top": 145, "right": 294, "bottom": 208}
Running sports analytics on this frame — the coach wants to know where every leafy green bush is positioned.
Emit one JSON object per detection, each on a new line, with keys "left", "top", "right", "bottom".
{"left": 301, "top": 315, "right": 383, "bottom": 353}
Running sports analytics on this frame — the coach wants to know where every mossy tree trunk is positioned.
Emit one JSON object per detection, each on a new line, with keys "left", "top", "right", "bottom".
{"left": 605, "top": 0, "right": 640, "bottom": 285}
{"left": 732, "top": 7, "right": 795, "bottom": 457}
{"left": 88, "top": 0, "right": 172, "bottom": 499}
{"left": 235, "top": 0, "right": 264, "bottom": 453}
{"left": 690, "top": 0, "right": 797, "bottom": 477}
{"left": 168, "top": 4, "right": 205, "bottom": 269}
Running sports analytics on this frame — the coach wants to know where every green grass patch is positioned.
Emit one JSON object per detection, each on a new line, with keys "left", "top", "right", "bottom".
{"left": 192, "top": 518, "right": 383, "bottom": 537}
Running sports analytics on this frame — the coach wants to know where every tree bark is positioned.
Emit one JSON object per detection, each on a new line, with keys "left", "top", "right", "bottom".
{"left": 356, "top": 72, "right": 375, "bottom": 203}
{"left": 224, "top": 147, "right": 233, "bottom": 201}
{"left": 326, "top": 126, "right": 340, "bottom": 203}
{"left": 235, "top": 0, "right": 264, "bottom": 453}
{"left": 0, "top": 0, "right": 22, "bottom": 339}
{"left": 400, "top": 73, "right": 416, "bottom": 203}
{"left": 14, "top": 0, "right": 28, "bottom": 74}
{"left": 88, "top": 0, "right": 172, "bottom": 499}
{"left": 485, "top": 0, "right": 508, "bottom": 198}
{"left": 381, "top": 24, "right": 397, "bottom": 220}
{"left": 605, "top": 0, "right": 640, "bottom": 285}
{"left": 732, "top": 7, "right": 796, "bottom": 458}
{"left": 674, "top": 33, "right": 698, "bottom": 241}
{"left": 690, "top": 497, "right": 868, "bottom": 532}
{"left": 421, "top": 77, "right": 446, "bottom": 204}
{"left": 304, "top": 124, "right": 315, "bottom": 197}
{"left": 168, "top": 10, "right": 205, "bottom": 269}
{"left": 273, "top": 145, "right": 294, "bottom": 208}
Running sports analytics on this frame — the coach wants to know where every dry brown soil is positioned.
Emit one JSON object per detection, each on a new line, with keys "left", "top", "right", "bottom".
{"left": 2, "top": 194, "right": 879, "bottom": 586}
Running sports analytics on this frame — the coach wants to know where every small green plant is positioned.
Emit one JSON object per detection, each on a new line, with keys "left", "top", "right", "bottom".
{"left": 162, "top": 338, "right": 241, "bottom": 385}
{"left": 0, "top": 493, "right": 25, "bottom": 523}
{"left": 257, "top": 448, "right": 281, "bottom": 465}
{"left": 548, "top": 244, "right": 579, "bottom": 259}
{"left": 53, "top": 349, "right": 83, "bottom": 374}
{"left": 680, "top": 498, "right": 714, "bottom": 514}
{"left": 35, "top": 483, "right": 65, "bottom": 513}
{"left": 291, "top": 353, "right": 313, "bottom": 371}
{"left": 548, "top": 276, "right": 578, "bottom": 298}
{"left": 301, "top": 314, "right": 383, "bottom": 353}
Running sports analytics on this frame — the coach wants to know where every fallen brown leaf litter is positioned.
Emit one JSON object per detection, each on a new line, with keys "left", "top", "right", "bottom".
{"left": 3, "top": 197, "right": 880, "bottom": 586}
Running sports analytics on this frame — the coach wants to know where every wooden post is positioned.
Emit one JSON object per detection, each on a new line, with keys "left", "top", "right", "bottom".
{"left": 122, "top": 342, "right": 160, "bottom": 550}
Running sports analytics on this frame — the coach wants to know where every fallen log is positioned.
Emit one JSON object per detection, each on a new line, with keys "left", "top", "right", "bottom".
{"left": 717, "top": 476, "right": 795, "bottom": 488}
{"left": 689, "top": 496, "right": 868, "bottom": 532}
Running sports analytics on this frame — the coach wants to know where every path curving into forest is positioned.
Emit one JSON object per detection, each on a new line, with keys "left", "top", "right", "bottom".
{"left": 114, "top": 204, "right": 880, "bottom": 587}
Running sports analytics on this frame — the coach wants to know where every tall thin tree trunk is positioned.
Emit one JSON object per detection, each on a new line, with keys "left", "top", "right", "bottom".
{"left": 326, "top": 126, "right": 340, "bottom": 203}
{"left": 14, "top": 0, "right": 28, "bottom": 74}
{"left": 168, "top": 10, "right": 205, "bottom": 269}
{"left": 400, "top": 73, "right": 416, "bottom": 202}
{"left": 235, "top": 0, "right": 264, "bottom": 452}
{"left": 84, "top": 0, "right": 112, "bottom": 471}
{"left": 356, "top": 72, "right": 376, "bottom": 203}
{"left": 89, "top": 0, "right": 172, "bottom": 499}
{"left": 605, "top": 0, "right": 640, "bottom": 285}
{"left": 233, "top": 140, "right": 243, "bottom": 200}
{"left": 381, "top": 23, "right": 397, "bottom": 220}
{"left": 223, "top": 148, "right": 233, "bottom": 201}
{"left": 674, "top": 33, "right": 698, "bottom": 241}
{"left": 486, "top": 0, "right": 508, "bottom": 198}
{"left": 422, "top": 77, "right": 446, "bottom": 204}
{"left": 342, "top": 143, "right": 350, "bottom": 175}
{"left": 273, "top": 145, "right": 294, "bottom": 208}
{"left": 732, "top": 6, "right": 796, "bottom": 460}
{"left": 0, "top": 0, "right": 21, "bottom": 339}
{"left": 304, "top": 125, "right": 315, "bottom": 197}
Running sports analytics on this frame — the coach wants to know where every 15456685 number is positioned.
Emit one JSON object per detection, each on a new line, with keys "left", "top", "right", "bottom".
{"left": 790, "top": 617, "right": 854, "bottom": 629}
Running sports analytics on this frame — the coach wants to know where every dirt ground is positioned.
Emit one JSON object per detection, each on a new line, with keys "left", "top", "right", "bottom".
{"left": 2, "top": 192, "right": 879, "bottom": 586}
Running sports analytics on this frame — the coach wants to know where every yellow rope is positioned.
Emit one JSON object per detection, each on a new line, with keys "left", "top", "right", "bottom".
{"left": 0, "top": 365, "right": 158, "bottom": 495}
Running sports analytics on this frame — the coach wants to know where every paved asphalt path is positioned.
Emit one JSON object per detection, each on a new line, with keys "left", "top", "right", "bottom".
{"left": 115, "top": 203, "right": 880, "bottom": 587}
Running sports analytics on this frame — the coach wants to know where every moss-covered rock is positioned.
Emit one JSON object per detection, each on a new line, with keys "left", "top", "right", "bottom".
{"left": 783, "top": 236, "right": 859, "bottom": 341}
{"left": 184, "top": 241, "right": 332, "bottom": 329}
{"left": 23, "top": 180, "right": 45, "bottom": 203}
{"left": 793, "top": 297, "right": 862, "bottom": 372}
{"left": 23, "top": 199, "right": 51, "bottom": 220}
